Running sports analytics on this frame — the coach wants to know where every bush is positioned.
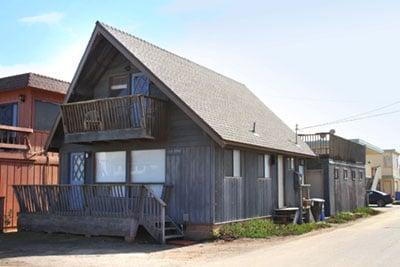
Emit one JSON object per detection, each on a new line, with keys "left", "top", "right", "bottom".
{"left": 214, "top": 219, "right": 331, "bottom": 240}
{"left": 326, "top": 207, "right": 380, "bottom": 224}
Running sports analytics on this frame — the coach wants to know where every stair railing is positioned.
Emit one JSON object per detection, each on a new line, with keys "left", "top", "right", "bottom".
{"left": 141, "top": 185, "right": 166, "bottom": 243}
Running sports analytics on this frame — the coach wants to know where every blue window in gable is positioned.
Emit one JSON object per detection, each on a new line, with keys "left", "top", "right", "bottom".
{"left": 131, "top": 73, "right": 149, "bottom": 96}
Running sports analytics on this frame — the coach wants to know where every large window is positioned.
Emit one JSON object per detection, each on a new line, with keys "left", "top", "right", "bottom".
{"left": 0, "top": 103, "right": 17, "bottom": 126}
{"left": 34, "top": 100, "right": 59, "bottom": 130}
{"left": 131, "top": 149, "right": 165, "bottom": 197}
{"left": 95, "top": 151, "right": 126, "bottom": 183}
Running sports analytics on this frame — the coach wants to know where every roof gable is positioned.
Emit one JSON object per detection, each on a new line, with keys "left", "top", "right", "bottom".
{"left": 49, "top": 22, "right": 314, "bottom": 156}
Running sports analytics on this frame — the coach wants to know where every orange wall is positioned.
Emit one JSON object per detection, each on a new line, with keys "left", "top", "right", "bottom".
{"left": 0, "top": 86, "right": 64, "bottom": 229}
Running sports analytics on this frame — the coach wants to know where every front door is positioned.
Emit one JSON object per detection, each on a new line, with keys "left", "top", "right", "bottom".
{"left": 278, "top": 155, "right": 285, "bottom": 208}
{"left": 69, "top": 152, "right": 85, "bottom": 209}
{"left": 70, "top": 152, "right": 85, "bottom": 185}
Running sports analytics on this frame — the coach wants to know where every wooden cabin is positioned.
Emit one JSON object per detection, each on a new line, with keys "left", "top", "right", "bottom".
{"left": 0, "top": 73, "right": 68, "bottom": 229}
{"left": 300, "top": 132, "right": 367, "bottom": 216}
{"left": 13, "top": 22, "right": 315, "bottom": 243}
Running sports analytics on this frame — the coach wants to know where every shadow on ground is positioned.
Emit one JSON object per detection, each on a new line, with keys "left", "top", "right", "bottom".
{"left": 0, "top": 227, "right": 176, "bottom": 259}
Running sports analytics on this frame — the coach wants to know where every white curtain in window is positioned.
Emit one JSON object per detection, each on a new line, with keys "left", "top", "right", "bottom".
{"left": 95, "top": 151, "right": 126, "bottom": 183}
{"left": 233, "top": 150, "right": 241, "bottom": 177}
{"left": 131, "top": 149, "right": 166, "bottom": 197}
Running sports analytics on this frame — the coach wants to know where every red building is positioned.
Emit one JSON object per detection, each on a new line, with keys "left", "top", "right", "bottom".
{"left": 0, "top": 73, "right": 68, "bottom": 230}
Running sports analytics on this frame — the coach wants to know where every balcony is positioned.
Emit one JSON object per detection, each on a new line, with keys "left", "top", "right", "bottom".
{"left": 299, "top": 133, "right": 366, "bottom": 164}
{"left": 0, "top": 124, "right": 33, "bottom": 150}
{"left": 60, "top": 95, "right": 167, "bottom": 143}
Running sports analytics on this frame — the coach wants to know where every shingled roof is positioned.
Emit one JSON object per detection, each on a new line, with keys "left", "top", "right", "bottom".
{"left": 56, "top": 22, "right": 314, "bottom": 156}
{"left": 0, "top": 72, "right": 69, "bottom": 94}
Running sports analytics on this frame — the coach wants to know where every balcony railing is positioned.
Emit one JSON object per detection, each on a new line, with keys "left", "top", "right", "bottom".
{"left": 0, "top": 124, "right": 33, "bottom": 150}
{"left": 60, "top": 95, "right": 167, "bottom": 143}
{"left": 299, "top": 133, "right": 366, "bottom": 164}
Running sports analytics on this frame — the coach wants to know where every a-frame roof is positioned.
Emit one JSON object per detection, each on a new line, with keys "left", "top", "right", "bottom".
{"left": 48, "top": 21, "right": 314, "bottom": 157}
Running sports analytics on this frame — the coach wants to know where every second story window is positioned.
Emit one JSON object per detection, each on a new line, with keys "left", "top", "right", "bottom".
{"left": 34, "top": 100, "right": 59, "bottom": 131}
{"left": 131, "top": 73, "right": 149, "bottom": 96}
{"left": 110, "top": 74, "right": 129, "bottom": 90}
{"left": 0, "top": 103, "right": 18, "bottom": 126}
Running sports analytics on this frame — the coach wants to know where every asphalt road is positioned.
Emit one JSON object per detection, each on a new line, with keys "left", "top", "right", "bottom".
{"left": 207, "top": 206, "right": 400, "bottom": 267}
{"left": 1, "top": 206, "right": 399, "bottom": 267}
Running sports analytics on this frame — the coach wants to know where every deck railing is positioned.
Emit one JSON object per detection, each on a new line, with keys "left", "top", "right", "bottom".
{"left": 0, "top": 124, "right": 32, "bottom": 150}
{"left": 60, "top": 95, "right": 166, "bottom": 139}
{"left": 13, "top": 184, "right": 167, "bottom": 242}
{"left": 299, "top": 133, "right": 366, "bottom": 164}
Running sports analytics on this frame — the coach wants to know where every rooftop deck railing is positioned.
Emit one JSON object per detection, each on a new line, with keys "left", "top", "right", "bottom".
{"left": 299, "top": 133, "right": 366, "bottom": 164}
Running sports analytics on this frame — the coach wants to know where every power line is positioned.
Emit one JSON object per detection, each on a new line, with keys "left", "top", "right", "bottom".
{"left": 299, "top": 101, "right": 400, "bottom": 130}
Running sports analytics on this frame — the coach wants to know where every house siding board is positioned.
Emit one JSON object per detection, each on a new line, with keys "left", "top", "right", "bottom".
{"left": 214, "top": 148, "right": 280, "bottom": 223}
{"left": 306, "top": 158, "right": 366, "bottom": 216}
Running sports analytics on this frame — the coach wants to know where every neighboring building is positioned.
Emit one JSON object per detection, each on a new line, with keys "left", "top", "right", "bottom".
{"left": 380, "top": 149, "right": 400, "bottom": 196}
{"left": 0, "top": 73, "right": 68, "bottom": 229}
{"left": 13, "top": 22, "right": 314, "bottom": 243}
{"left": 300, "top": 132, "right": 366, "bottom": 216}
{"left": 351, "top": 139, "right": 383, "bottom": 190}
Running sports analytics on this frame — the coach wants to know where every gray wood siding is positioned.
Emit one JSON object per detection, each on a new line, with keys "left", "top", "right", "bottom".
{"left": 306, "top": 158, "right": 366, "bottom": 216}
{"left": 214, "top": 147, "right": 280, "bottom": 223}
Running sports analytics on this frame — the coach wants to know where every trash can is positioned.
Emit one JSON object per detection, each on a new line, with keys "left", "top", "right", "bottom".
{"left": 311, "top": 198, "right": 325, "bottom": 222}
{"left": 395, "top": 192, "right": 400, "bottom": 201}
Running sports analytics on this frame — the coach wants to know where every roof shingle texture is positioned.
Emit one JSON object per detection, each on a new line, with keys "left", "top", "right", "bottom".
{"left": 100, "top": 22, "right": 314, "bottom": 156}
{"left": 0, "top": 73, "right": 69, "bottom": 94}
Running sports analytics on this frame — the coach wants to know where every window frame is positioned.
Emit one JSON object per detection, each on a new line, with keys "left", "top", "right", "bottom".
{"left": 109, "top": 74, "right": 129, "bottom": 90}
{"left": 131, "top": 72, "right": 150, "bottom": 96}
{"left": 130, "top": 149, "right": 166, "bottom": 184}
{"left": 0, "top": 102, "right": 18, "bottom": 126}
{"left": 343, "top": 169, "right": 348, "bottom": 180}
{"left": 351, "top": 170, "right": 356, "bottom": 181}
{"left": 359, "top": 171, "right": 363, "bottom": 181}
{"left": 334, "top": 168, "right": 339, "bottom": 179}
{"left": 233, "top": 150, "right": 241, "bottom": 177}
{"left": 94, "top": 151, "right": 127, "bottom": 183}
{"left": 33, "top": 99, "right": 60, "bottom": 131}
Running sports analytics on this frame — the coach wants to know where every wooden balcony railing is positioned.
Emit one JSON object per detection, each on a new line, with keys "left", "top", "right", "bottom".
{"left": 0, "top": 124, "right": 33, "bottom": 150}
{"left": 60, "top": 95, "right": 167, "bottom": 143}
{"left": 299, "top": 133, "right": 366, "bottom": 164}
{"left": 13, "top": 184, "right": 168, "bottom": 243}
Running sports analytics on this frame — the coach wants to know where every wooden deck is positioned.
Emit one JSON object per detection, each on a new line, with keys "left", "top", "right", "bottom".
{"left": 60, "top": 95, "right": 167, "bottom": 143}
{"left": 13, "top": 184, "right": 181, "bottom": 243}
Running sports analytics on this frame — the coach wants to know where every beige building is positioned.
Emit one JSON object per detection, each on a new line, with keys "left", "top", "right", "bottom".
{"left": 352, "top": 139, "right": 383, "bottom": 189}
{"left": 381, "top": 149, "right": 400, "bottom": 196}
